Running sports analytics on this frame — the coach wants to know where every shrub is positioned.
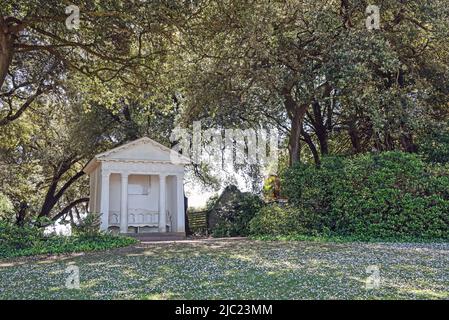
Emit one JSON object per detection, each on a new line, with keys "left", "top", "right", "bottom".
{"left": 208, "top": 186, "right": 264, "bottom": 237}
{"left": 0, "top": 220, "right": 137, "bottom": 258}
{"left": 0, "top": 233, "right": 137, "bottom": 259}
{"left": 211, "top": 220, "right": 234, "bottom": 238}
{"left": 0, "top": 221, "right": 45, "bottom": 251}
{"left": 259, "top": 152, "right": 449, "bottom": 241}
{"left": 71, "top": 213, "right": 102, "bottom": 238}
{"left": 211, "top": 194, "right": 263, "bottom": 237}
{"left": 249, "top": 204, "right": 307, "bottom": 236}
{"left": 419, "top": 124, "right": 449, "bottom": 164}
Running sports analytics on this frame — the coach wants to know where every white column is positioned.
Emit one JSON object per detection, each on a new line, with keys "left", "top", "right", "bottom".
{"left": 100, "top": 170, "right": 110, "bottom": 231}
{"left": 88, "top": 173, "right": 94, "bottom": 213}
{"left": 176, "top": 174, "right": 185, "bottom": 233}
{"left": 159, "top": 174, "right": 167, "bottom": 232}
{"left": 120, "top": 173, "right": 129, "bottom": 233}
{"left": 92, "top": 172, "right": 97, "bottom": 213}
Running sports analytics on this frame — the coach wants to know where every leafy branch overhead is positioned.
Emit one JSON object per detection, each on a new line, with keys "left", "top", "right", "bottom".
{"left": 0, "top": 0, "right": 448, "bottom": 228}
{"left": 0, "top": 0, "right": 193, "bottom": 125}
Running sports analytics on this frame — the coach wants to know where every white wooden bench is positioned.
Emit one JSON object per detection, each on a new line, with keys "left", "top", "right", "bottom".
{"left": 109, "top": 209, "right": 172, "bottom": 232}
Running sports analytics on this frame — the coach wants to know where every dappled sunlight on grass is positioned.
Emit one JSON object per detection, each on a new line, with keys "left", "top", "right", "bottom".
{"left": 125, "top": 253, "right": 145, "bottom": 257}
{"left": 0, "top": 240, "right": 447, "bottom": 299}
{"left": 0, "top": 261, "right": 26, "bottom": 268}
{"left": 80, "top": 279, "right": 101, "bottom": 290}
{"left": 403, "top": 288, "right": 449, "bottom": 299}
{"left": 86, "top": 261, "right": 109, "bottom": 267}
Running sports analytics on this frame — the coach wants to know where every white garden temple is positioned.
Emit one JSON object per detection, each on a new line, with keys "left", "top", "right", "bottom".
{"left": 84, "top": 137, "right": 190, "bottom": 236}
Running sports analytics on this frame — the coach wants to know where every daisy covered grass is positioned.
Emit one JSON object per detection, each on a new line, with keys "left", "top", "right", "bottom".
{"left": 0, "top": 239, "right": 447, "bottom": 300}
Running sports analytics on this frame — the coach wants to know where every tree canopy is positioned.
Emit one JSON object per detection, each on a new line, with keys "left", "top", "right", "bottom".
{"left": 0, "top": 0, "right": 448, "bottom": 225}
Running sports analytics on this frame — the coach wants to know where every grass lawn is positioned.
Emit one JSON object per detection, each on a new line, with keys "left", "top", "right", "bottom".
{"left": 0, "top": 239, "right": 448, "bottom": 300}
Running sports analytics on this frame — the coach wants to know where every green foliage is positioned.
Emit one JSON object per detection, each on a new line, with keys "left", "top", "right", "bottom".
{"left": 0, "top": 221, "right": 44, "bottom": 251}
{"left": 249, "top": 204, "right": 306, "bottom": 236}
{"left": 252, "top": 152, "right": 449, "bottom": 240}
{"left": 0, "top": 221, "right": 137, "bottom": 258}
{"left": 1, "top": 1, "right": 449, "bottom": 240}
{"left": 181, "top": 0, "right": 449, "bottom": 166}
{"left": 262, "top": 175, "right": 282, "bottom": 201}
{"left": 205, "top": 194, "right": 219, "bottom": 211}
{"left": 2, "top": 0, "right": 449, "bottom": 227}
{"left": 0, "top": 1, "right": 185, "bottom": 224}
{"left": 419, "top": 125, "right": 449, "bottom": 164}
{"left": 71, "top": 213, "right": 101, "bottom": 238}
{"left": 250, "top": 233, "right": 449, "bottom": 243}
{"left": 210, "top": 221, "right": 233, "bottom": 238}
{"left": 210, "top": 190, "right": 263, "bottom": 238}
{"left": 0, "top": 193, "right": 13, "bottom": 220}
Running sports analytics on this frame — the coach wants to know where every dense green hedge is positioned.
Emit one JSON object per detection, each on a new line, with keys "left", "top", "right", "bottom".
{"left": 250, "top": 152, "right": 449, "bottom": 241}
{"left": 419, "top": 125, "right": 449, "bottom": 164}
{"left": 211, "top": 192, "right": 263, "bottom": 237}
{"left": 249, "top": 205, "right": 306, "bottom": 236}
{"left": 0, "top": 221, "right": 137, "bottom": 258}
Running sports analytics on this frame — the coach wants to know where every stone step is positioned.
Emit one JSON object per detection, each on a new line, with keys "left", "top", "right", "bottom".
{"left": 121, "top": 232, "right": 186, "bottom": 242}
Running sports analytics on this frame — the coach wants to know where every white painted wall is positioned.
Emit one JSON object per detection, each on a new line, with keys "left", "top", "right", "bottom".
{"left": 166, "top": 175, "right": 177, "bottom": 231}
{"left": 95, "top": 166, "right": 101, "bottom": 213}
{"left": 85, "top": 137, "right": 187, "bottom": 233}
{"left": 88, "top": 166, "right": 102, "bottom": 214}
{"left": 109, "top": 173, "right": 121, "bottom": 224}
{"left": 127, "top": 175, "right": 159, "bottom": 213}
{"left": 89, "top": 172, "right": 95, "bottom": 213}
{"left": 104, "top": 174, "right": 161, "bottom": 226}
{"left": 107, "top": 143, "right": 170, "bottom": 161}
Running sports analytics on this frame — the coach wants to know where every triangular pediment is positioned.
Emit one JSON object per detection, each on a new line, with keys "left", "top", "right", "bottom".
{"left": 84, "top": 137, "right": 189, "bottom": 174}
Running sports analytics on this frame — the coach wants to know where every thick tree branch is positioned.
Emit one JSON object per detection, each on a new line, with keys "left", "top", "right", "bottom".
{"left": 0, "top": 86, "right": 43, "bottom": 126}
{"left": 49, "top": 197, "right": 89, "bottom": 224}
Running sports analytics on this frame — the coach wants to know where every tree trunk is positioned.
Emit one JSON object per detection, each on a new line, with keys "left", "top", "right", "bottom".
{"left": 301, "top": 127, "right": 321, "bottom": 166}
{"left": 311, "top": 101, "right": 329, "bottom": 155}
{"left": 283, "top": 85, "right": 308, "bottom": 166}
{"left": 348, "top": 121, "right": 361, "bottom": 153}
{"left": 0, "top": 15, "right": 14, "bottom": 90}
{"left": 39, "top": 178, "right": 59, "bottom": 218}
{"left": 15, "top": 202, "right": 28, "bottom": 226}
{"left": 288, "top": 108, "right": 302, "bottom": 165}
{"left": 38, "top": 169, "right": 85, "bottom": 218}
{"left": 400, "top": 133, "right": 417, "bottom": 152}
{"left": 184, "top": 194, "right": 191, "bottom": 236}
